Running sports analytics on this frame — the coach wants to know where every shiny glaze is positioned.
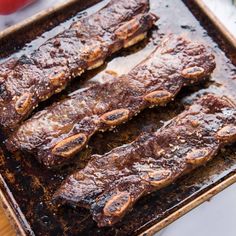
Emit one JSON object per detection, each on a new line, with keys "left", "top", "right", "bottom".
{"left": 0, "top": 0, "right": 157, "bottom": 130}
{"left": 54, "top": 95, "right": 236, "bottom": 227}
{"left": 7, "top": 35, "right": 215, "bottom": 167}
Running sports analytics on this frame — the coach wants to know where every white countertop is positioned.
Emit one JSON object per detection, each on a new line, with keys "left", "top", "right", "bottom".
{"left": 202, "top": 0, "right": 236, "bottom": 38}
{"left": 155, "top": 182, "right": 236, "bottom": 236}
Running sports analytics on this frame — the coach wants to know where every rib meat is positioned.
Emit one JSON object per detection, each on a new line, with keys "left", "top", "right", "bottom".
{"left": 0, "top": 0, "right": 157, "bottom": 130}
{"left": 53, "top": 94, "right": 236, "bottom": 227}
{"left": 7, "top": 35, "right": 216, "bottom": 167}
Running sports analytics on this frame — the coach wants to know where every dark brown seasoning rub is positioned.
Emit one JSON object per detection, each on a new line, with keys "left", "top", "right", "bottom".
{"left": 7, "top": 35, "right": 216, "bottom": 167}
{"left": 0, "top": 0, "right": 157, "bottom": 130}
{"left": 53, "top": 94, "right": 236, "bottom": 227}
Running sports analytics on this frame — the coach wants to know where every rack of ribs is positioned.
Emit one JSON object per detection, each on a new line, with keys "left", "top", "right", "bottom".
{"left": 6, "top": 35, "right": 216, "bottom": 167}
{"left": 53, "top": 94, "right": 236, "bottom": 227}
{"left": 0, "top": 0, "right": 157, "bottom": 130}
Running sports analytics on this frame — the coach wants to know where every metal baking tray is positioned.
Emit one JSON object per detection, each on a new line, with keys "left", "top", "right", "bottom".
{"left": 195, "top": 0, "right": 236, "bottom": 49}
{"left": 0, "top": 0, "right": 236, "bottom": 235}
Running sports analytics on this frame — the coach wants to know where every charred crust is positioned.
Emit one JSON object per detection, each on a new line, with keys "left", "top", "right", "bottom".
{"left": 53, "top": 95, "right": 236, "bottom": 227}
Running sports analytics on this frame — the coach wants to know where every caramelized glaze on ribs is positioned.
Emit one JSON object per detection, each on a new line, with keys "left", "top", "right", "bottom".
{"left": 7, "top": 35, "right": 216, "bottom": 167}
{"left": 53, "top": 94, "right": 236, "bottom": 227}
{"left": 0, "top": 0, "right": 157, "bottom": 130}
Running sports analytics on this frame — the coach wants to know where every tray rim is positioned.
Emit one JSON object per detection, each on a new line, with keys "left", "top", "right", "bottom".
{"left": 194, "top": 0, "right": 236, "bottom": 49}
{"left": 0, "top": 0, "right": 87, "bottom": 40}
{"left": 0, "top": 175, "right": 34, "bottom": 236}
{"left": 140, "top": 173, "right": 236, "bottom": 236}
{"left": 0, "top": 0, "right": 236, "bottom": 235}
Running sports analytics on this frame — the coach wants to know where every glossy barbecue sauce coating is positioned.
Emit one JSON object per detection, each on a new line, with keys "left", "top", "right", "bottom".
{"left": 0, "top": 0, "right": 157, "bottom": 130}
{"left": 54, "top": 94, "right": 236, "bottom": 227}
{"left": 7, "top": 35, "right": 215, "bottom": 167}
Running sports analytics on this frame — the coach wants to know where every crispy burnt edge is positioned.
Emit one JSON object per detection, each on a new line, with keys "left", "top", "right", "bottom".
{"left": 53, "top": 94, "right": 236, "bottom": 227}
{"left": 0, "top": 0, "right": 158, "bottom": 130}
{"left": 6, "top": 35, "right": 216, "bottom": 168}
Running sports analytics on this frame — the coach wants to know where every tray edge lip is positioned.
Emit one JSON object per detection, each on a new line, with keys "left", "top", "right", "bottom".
{"left": 0, "top": 174, "right": 34, "bottom": 236}
{"left": 0, "top": 0, "right": 83, "bottom": 40}
{"left": 194, "top": 0, "right": 236, "bottom": 49}
{"left": 139, "top": 172, "right": 236, "bottom": 236}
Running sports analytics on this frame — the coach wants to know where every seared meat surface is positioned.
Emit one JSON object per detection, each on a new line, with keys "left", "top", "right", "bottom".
{"left": 54, "top": 94, "right": 236, "bottom": 227}
{"left": 0, "top": 0, "right": 157, "bottom": 130}
{"left": 7, "top": 35, "right": 215, "bottom": 167}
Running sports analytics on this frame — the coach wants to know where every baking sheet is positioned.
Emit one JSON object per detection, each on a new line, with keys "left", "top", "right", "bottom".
{"left": 0, "top": 0, "right": 236, "bottom": 235}
{"left": 195, "top": 0, "right": 236, "bottom": 49}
